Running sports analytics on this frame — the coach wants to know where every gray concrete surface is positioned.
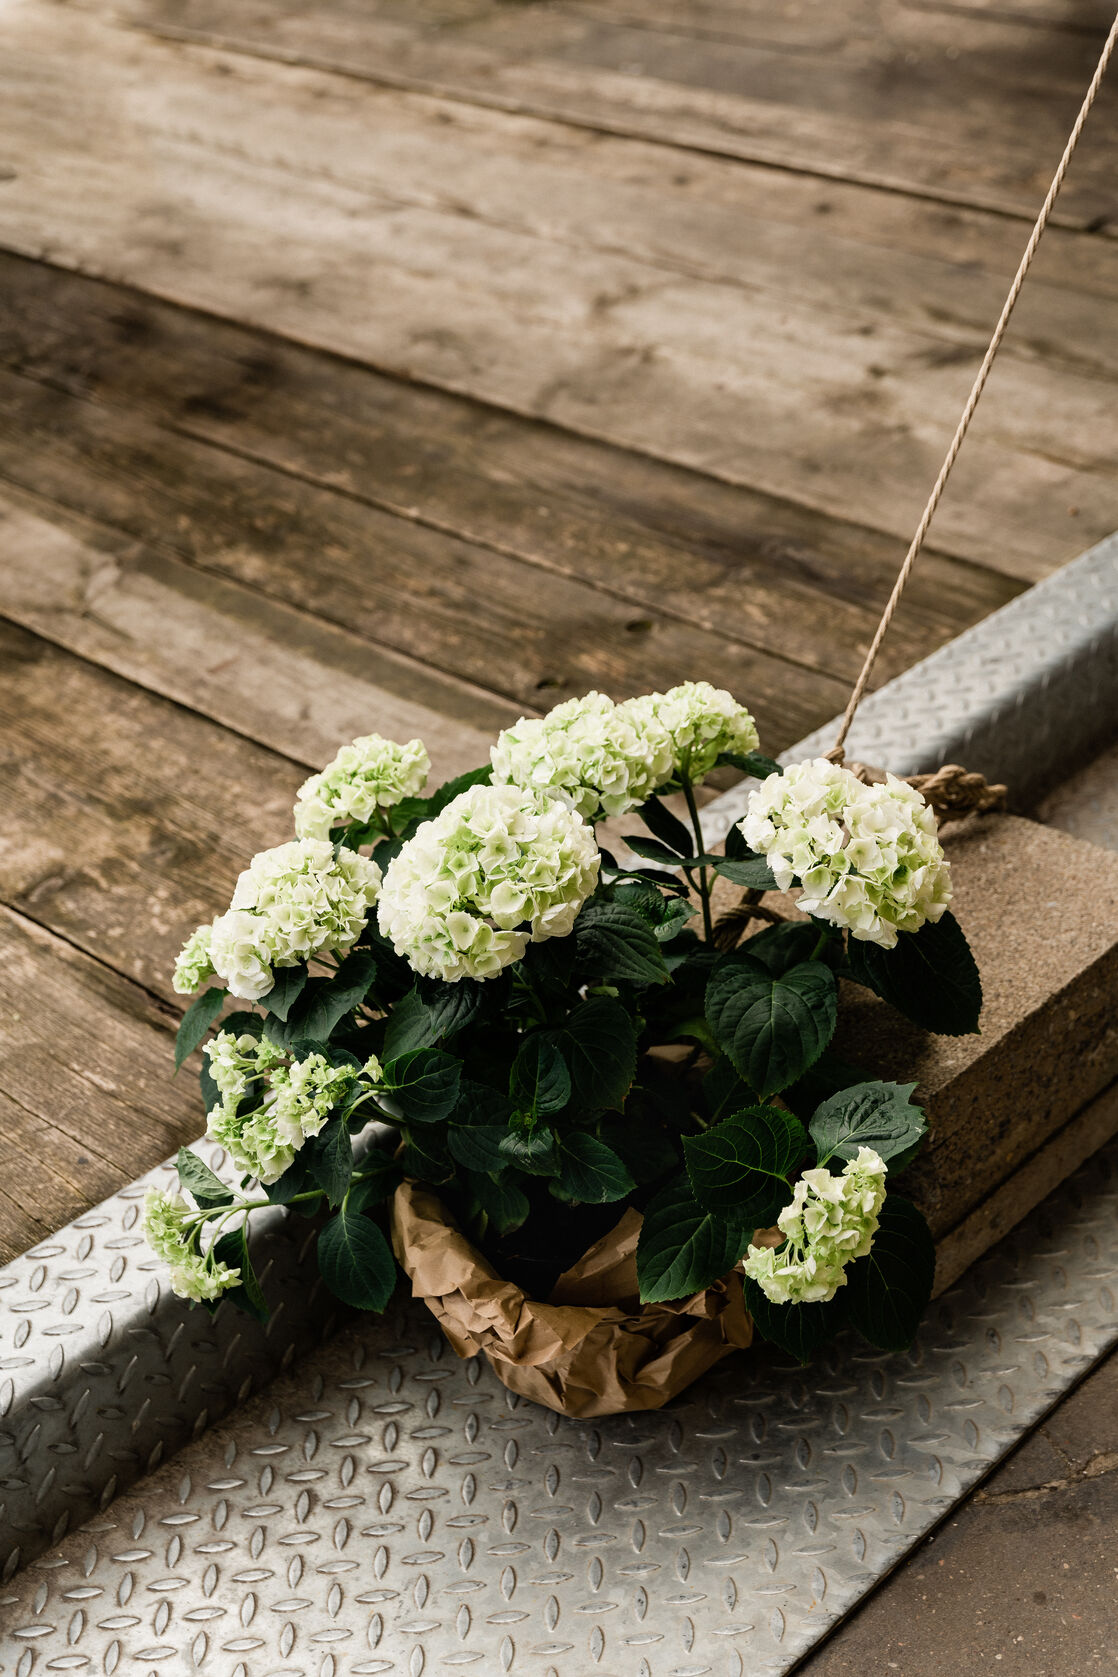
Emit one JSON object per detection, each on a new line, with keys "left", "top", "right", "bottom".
{"left": 797, "top": 1350, "right": 1118, "bottom": 1677}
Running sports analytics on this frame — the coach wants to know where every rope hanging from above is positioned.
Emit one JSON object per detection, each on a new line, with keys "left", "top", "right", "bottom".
{"left": 827, "top": 10, "right": 1118, "bottom": 767}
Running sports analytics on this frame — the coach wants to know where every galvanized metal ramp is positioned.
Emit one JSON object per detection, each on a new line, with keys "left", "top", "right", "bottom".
{"left": 2, "top": 1132, "right": 1117, "bottom": 1677}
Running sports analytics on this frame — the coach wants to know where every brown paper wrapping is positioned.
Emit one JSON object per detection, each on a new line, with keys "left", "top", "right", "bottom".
{"left": 390, "top": 1181, "right": 754, "bottom": 1418}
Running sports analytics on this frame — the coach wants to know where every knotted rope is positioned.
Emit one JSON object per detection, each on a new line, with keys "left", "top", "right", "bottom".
{"left": 827, "top": 11, "right": 1118, "bottom": 769}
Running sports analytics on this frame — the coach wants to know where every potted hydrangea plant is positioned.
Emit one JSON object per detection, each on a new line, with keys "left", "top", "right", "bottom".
{"left": 148, "top": 682, "right": 980, "bottom": 1415}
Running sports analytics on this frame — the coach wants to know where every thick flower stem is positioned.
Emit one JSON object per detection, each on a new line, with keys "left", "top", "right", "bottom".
{"left": 680, "top": 773, "right": 714, "bottom": 944}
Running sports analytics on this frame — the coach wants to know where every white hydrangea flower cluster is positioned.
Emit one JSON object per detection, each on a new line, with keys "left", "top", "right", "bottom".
{"left": 742, "top": 1147, "right": 888, "bottom": 1306}
{"left": 205, "top": 1035, "right": 370, "bottom": 1184}
{"left": 142, "top": 1188, "right": 241, "bottom": 1303}
{"left": 172, "top": 839, "right": 382, "bottom": 1002}
{"left": 491, "top": 691, "right": 674, "bottom": 821}
{"left": 377, "top": 783, "right": 600, "bottom": 981}
{"left": 294, "top": 734, "right": 431, "bottom": 841}
{"left": 739, "top": 758, "right": 952, "bottom": 949}
{"left": 624, "top": 681, "right": 759, "bottom": 783}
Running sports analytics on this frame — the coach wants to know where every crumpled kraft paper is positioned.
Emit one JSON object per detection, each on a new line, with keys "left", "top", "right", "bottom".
{"left": 390, "top": 1181, "right": 754, "bottom": 1418}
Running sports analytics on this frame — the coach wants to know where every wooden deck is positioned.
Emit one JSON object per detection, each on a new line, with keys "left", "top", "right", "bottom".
{"left": 2, "top": 0, "right": 1118, "bottom": 1258}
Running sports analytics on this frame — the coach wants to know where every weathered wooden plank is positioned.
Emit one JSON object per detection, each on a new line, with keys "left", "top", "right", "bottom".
{"left": 0, "top": 257, "right": 1021, "bottom": 692}
{"left": 0, "top": 492, "right": 508, "bottom": 780}
{"left": 0, "top": 905, "right": 201, "bottom": 1262}
{"left": 127, "top": 0, "right": 1118, "bottom": 226}
{"left": 0, "top": 368, "right": 852, "bottom": 743}
{"left": 1, "top": 4, "right": 1115, "bottom": 576}
{"left": 0, "top": 620, "right": 302, "bottom": 998}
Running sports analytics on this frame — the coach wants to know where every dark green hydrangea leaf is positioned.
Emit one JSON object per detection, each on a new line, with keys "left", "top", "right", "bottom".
{"left": 846, "top": 910, "right": 981, "bottom": 1035}
{"left": 546, "top": 997, "right": 637, "bottom": 1112}
{"left": 212, "top": 1226, "right": 269, "bottom": 1322}
{"left": 499, "top": 1125, "right": 558, "bottom": 1176}
{"left": 743, "top": 1276, "right": 847, "bottom": 1363}
{"left": 176, "top": 1146, "right": 233, "bottom": 1209}
{"left": 510, "top": 1036, "right": 571, "bottom": 1117}
{"left": 706, "top": 953, "right": 837, "bottom": 1097}
{"left": 556, "top": 1134, "right": 635, "bottom": 1203}
{"left": 683, "top": 1105, "right": 807, "bottom": 1224}
{"left": 809, "top": 1081, "right": 927, "bottom": 1168}
{"left": 713, "top": 853, "right": 779, "bottom": 890}
{"left": 573, "top": 899, "right": 669, "bottom": 987}
{"left": 636, "top": 1179, "right": 750, "bottom": 1303}
{"left": 635, "top": 795, "right": 693, "bottom": 857}
{"left": 317, "top": 1205, "right": 397, "bottom": 1311}
{"left": 447, "top": 1124, "right": 509, "bottom": 1174}
{"left": 306, "top": 1112, "right": 355, "bottom": 1207}
{"left": 383, "top": 980, "right": 486, "bottom": 1059}
{"left": 844, "top": 1195, "right": 935, "bottom": 1352}
{"left": 464, "top": 1171, "right": 530, "bottom": 1237}
{"left": 346, "top": 1151, "right": 403, "bottom": 1213}
{"left": 174, "top": 985, "right": 227, "bottom": 1070}
{"left": 259, "top": 965, "right": 308, "bottom": 1024}
{"left": 274, "top": 951, "right": 378, "bottom": 1046}
{"left": 381, "top": 1048, "right": 462, "bottom": 1124}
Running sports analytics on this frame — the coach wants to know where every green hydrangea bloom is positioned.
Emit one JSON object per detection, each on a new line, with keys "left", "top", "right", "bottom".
{"left": 741, "top": 1147, "right": 888, "bottom": 1306}
{"left": 491, "top": 691, "right": 674, "bottom": 821}
{"left": 377, "top": 783, "right": 600, "bottom": 982}
{"left": 621, "top": 681, "right": 759, "bottom": 783}
{"left": 142, "top": 1188, "right": 241, "bottom": 1303}
{"left": 295, "top": 734, "right": 430, "bottom": 840}
{"left": 173, "top": 839, "right": 381, "bottom": 1002}
{"left": 740, "top": 758, "right": 952, "bottom": 949}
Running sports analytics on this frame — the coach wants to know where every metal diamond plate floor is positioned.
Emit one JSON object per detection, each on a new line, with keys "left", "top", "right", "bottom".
{"left": 2, "top": 1135, "right": 1117, "bottom": 1677}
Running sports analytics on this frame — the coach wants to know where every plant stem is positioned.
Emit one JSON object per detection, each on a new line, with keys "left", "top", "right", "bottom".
{"left": 809, "top": 929, "right": 830, "bottom": 961}
{"left": 680, "top": 773, "right": 714, "bottom": 943}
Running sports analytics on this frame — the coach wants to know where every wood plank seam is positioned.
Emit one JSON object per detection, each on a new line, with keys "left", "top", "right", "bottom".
{"left": 133, "top": 15, "right": 1115, "bottom": 234}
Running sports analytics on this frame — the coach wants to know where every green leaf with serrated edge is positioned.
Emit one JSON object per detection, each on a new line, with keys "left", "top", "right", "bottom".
{"left": 212, "top": 1227, "right": 269, "bottom": 1322}
{"left": 598, "top": 1117, "right": 679, "bottom": 1187}
{"left": 779, "top": 1051, "right": 872, "bottom": 1122}
{"left": 740, "top": 920, "right": 841, "bottom": 977}
{"left": 500, "top": 1125, "right": 559, "bottom": 1176}
{"left": 574, "top": 899, "right": 669, "bottom": 987}
{"left": 684, "top": 1106, "right": 807, "bottom": 1223}
{"left": 846, "top": 910, "right": 982, "bottom": 1036}
{"left": 382, "top": 1048, "right": 461, "bottom": 1124}
{"left": 347, "top": 1155, "right": 403, "bottom": 1215}
{"left": 636, "top": 1179, "right": 750, "bottom": 1304}
{"left": 743, "top": 1276, "right": 847, "bottom": 1363}
{"left": 612, "top": 877, "right": 697, "bottom": 938}
{"left": 510, "top": 1036, "right": 571, "bottom": 1117}
{"left": 264, "top": 1157, "right": 316, "bottom": 1208}
{"left": 174, "top": 985, "right": 227, "bottom": 1070}
{"left": 546, "top": 997, "right": 637, "bottom": 1112}
{"left": 306, "top": 1112, "right": 355, "bottom": 1207}
{"left": 702, "top": 1056, "right": 751, "bottom": 1125}
{"left": 259, "top": 965, "right": 307, "bottom": 1023}
{"left": 809, "top": 1081, "right": 927, "bottom": 1168}
{"left": 465, "top": 1171, "right": 529, "bottom": 1237}
{"left": 220, "top": 1010, "right": 264, "bottom": 1039}
{"left": 353, "top": 924, "right": 414, "bottom": 1001}
{"left": 400, "top": 1125, "right": 453, "bottom": 1184}
{"left": 718, "top": 749, "right": 782, "bottom": 780}
{"left": 556, "top": 1133, "right": 635, "bottom": 1203}
{"left": 176, "top": 1146, "right": 233, "bottom": 1209}
{"left": 705, "top": 955, "right": 837, "bottom": 1097}
{"left": 635, "top": 795, "right": 693, "bottom": 857}
{"left": 452, "top": 1079, "right": 514, "bottom": 1128}
{"left": 625, "top": 835, "right": 688, "bottom": 868}
{"left": 713, "top": 854, "right": 779, "bottom": 890}
{"left": 285, "top": 951, "right": 377, "bottom": 1044}
{"left": 844, "top": 1195, "right": 935, "bottom": 1351}
{"left": 383, "top": 980, "right": 485, "bottom": 1059}
{"left": 448, "top": 1124, "right": 509, "bottom": 1174}
{"left": 318, "top": 1205, "right": 397, "bottom": 1311}
{"left": 724, "top": 820, "right": 751, "bottom": 861}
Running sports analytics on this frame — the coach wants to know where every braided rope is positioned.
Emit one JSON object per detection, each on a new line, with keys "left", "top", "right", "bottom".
{"left": 829, "top": 11, "right": 1118, "bottom": 762}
